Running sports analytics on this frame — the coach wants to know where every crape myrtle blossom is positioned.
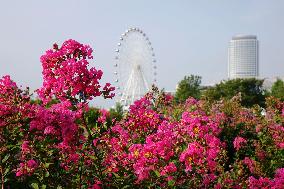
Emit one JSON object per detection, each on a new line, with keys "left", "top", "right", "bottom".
{"left": 160, "top": 162, "right": 177, "bottom": 176}
{"left": 233, "top": 136, "right": 247, "bottom": 151}
{"left": 249, "top": 168, "right": 284, "bottom": 189}
{"left": 273, "top": 168, "right": 284, "bottom": 188}
{"left": 127, "top": 97, "right": 164, "bottom": 133}
{"left": 16, "top": 159, "right": 38, "bottom": 177}
{"left": 29, "top": 102, "right": 78, "bottom": 146}
{"left": 243, "top": 157, "right": 257, "bottom": 174}
{"left": 101, "top": 95, "right": 227, "bottom": 187}
{"left": 0, "top": 75, "right": 31, "bottom": 127}
{"left": 98, "top": 109, "right": 110, "bottom": 123}
{"left": 128, "top": 121, "right": 178, "bottom": 182}
{"left": 37, "top": 39, "right": 114, "bottom": 104}
{"left": 268, "top": 124, "right": 284, "bottom": 149}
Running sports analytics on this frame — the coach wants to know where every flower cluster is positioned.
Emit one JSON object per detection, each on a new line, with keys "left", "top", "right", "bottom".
{"left": 0, "top": 75, "right": 30, "bottom": 127}
{"left": 16, "top": 159, "right": 38, "bottom": 177}
{"left": 29, "top": 102, "right": 78, "bottom": 146}
{"left": 100, "top": 95, "right": 227, "bottom": 188}
{"left": 249, "top": 168, "right": 284, "bottom": 189}
{"left": 233, "top": 136, "right": 247, "bottom": 151}
{"left": 37, "top": 39, "right": 114, "bottom": 104}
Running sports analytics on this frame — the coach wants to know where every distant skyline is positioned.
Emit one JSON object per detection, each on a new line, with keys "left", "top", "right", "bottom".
{"left": 0, "top": 0, "right": 284, "bottom": 108}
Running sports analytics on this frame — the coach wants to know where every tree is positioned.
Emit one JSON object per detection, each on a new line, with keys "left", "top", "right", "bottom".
{"left": 270, "top": 79, "right": 284, "bottom": 101}
{"left": 174, "top": 75, "right": 202, "bottom": 103}
{"left": 109, "top": 102, "right": 124, "bottom": 121}
{"left": 203, "top": 78, "right": 266, "bottom": 107}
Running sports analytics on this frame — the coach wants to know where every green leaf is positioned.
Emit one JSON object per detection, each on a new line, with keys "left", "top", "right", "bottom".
{"left": 88, "top": 155, "right": 97, "bottom": 161}
{"left": 41, "top": 185, "right": 47, "bottom": 189}
{"left": 45, "top": 171, "right": 50, "bottom": 177}
{"left": 44, "top": 163, "right": 53, "bottom": 168}
{"left": 2, "top": 154, "right": 10, "bottom": 163}
{"left": 122, "top": 185, "right": 131, "bottom": 189}
{"left": 7, "top": 144, "right": 18, "bottom": 150}
{"left": 154, "top": 170, "right": 160, "bottom": 177}
{"left": 168, "top": 180, "right": 175, "bottom": 186}
{"left": 103, "top": 123, "right": 108, "bottom": 130}
{"left": 31, "top": 183, "right": 39, "bottom": 189}
{"left": 113, "top": 172, "right": 120, "bottom": 178}
{"left": 4, "top": 168, "right": 9, "bottom": 176}
{"left": 79, "top": 125, "right": 86, "bottom": 130}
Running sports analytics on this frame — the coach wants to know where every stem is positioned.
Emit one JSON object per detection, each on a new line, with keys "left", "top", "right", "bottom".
{"left": 82, "top": 111, "right": 104, "bottom": 183}
{"left": 82, "top": 111, "right": 93, "bottom": 141}
{"left": 78, "top": 155, "right": 84, "bottom": 189}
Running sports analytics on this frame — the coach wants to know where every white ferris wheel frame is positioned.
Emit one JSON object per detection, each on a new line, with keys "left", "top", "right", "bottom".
{"left": 114, "top": 27, "right": 157, "bottom": 107}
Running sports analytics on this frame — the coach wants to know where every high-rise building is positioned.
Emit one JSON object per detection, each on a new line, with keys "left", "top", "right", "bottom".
{"left": 228, "top": 35, "right": 259, "bottom": 79}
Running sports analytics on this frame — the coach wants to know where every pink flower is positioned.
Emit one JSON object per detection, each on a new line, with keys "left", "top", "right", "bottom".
{"left": 256, "top": 150, "right": 266, "bottom": 160}
{"left": 179, "top": 142, "right": 204, "bottom": 172}
{"left": 27, "top": 159, "right": 38, "bottom": 169}
{"left": 0, "top": 75, "right": 17, "bottom": 89}
{"left": 249, "top": 176, "right": 272, "bottom": 188}
{"left": 243, "top": 157, "right": 256, "bottom": 173}
{"left": 233, "top": 136, "right": 247, "bottom": 151}
{"left": 90, "top": 184, "right": 101, "bottom": 189}
{"left": 0, "top": 75, "right": 31, "bottom": 128}
{"left": 214, "top": 183, "right": 222, "bottom": 189}
{"left": 248, "top": 168, "right": 284, "bottom": 188}
{"left": 16, "top": 171, "right": 22, "bottom": 177}
{"left": 44, "top": 126, "right": 56, "bottom": 135}
{"left": 37, "top": 39, "right": 115, "bottom": 104}
{"left": 68, "top": 153, "right": 80, "bottom": 163}
{"left": 98, "top": 109, "right": 109, "bottom": 123}
{"left": 16, "top": 159, "right": 38, "bottom": 177}
{"left": 161, "top": 162, "right": 177, "bottom": 176}
{"left": 21, "top": 141, "right": 30, "bottom": 153}
{"left": 93, "top": 139, "right": 99, "bottom": 146}
{"left": 273, "top": 168, "right": 284, "bottom": 188}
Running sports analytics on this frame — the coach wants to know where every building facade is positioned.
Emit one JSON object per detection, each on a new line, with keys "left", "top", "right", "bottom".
{"left": 228, "top": 35, "right": 259, "bottom": 79}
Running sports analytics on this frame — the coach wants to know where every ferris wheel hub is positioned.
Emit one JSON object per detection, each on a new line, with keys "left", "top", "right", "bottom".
{"left": 135, "top": 64, "right": 141, "bottom": 70}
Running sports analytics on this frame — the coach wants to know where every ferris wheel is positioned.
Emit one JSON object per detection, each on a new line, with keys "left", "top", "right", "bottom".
{"left": 114, "top": 27, "right": 157, "bottom": 107}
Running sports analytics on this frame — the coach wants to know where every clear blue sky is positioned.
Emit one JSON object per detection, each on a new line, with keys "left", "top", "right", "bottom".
{"left": 0, "top": 0, "right": 283, "bottom": 108}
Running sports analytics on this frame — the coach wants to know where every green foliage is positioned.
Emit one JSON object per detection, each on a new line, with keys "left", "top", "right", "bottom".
{"left": 271, "top": 78, "right": 284, "bottom": 101}
{"left": 109, "top": 103, "right": 124, "bottom": 122}
{"left": 203, "top": 78, "right": 266, "bottom": 107}
{"left": 175, "top": 75, "right": 202, "bottom": 103}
